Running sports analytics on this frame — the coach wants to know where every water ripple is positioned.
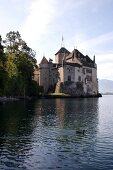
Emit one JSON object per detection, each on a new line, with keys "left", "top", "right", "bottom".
{"left": 0, "top": 96, "right": 113, "bottom": 169}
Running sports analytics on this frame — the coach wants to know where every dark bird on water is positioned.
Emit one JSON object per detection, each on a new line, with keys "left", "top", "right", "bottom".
{"left": 76, "top": 130, "right": 86, "bottom": 135}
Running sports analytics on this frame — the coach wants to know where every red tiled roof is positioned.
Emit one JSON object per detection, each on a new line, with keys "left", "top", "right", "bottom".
{"left": 55, "top": 47, "right": 70, "bottom": 55}
{"left": 40, "top": 57, "right": 48, "bottom": 64}
{"left": 66, "top": 50, "right": 82, "bottom": 65}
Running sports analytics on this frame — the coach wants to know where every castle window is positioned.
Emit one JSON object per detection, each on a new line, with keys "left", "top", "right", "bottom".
{"left": 86, "top": 68, "right": 92, "bottom": 73}
{"left": 78, "top": 76, "right": 81, "bottom": 82}
{"left": 83, "top": 68, "right": 85, "bottom": 74}
{"left": 68, "top": 75, "right": 71, "bottom": 81}
{"left": 67, "top": 67, "right": 70, "bottom": 71}
{"left": 86, "top": 75, "right": 92, "bottom": 81}
{"left": 84, "top": 58, "right": 86, "bottom": 62}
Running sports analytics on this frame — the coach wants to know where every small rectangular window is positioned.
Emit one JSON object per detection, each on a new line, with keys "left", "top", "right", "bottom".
{"left": 68, "top": 76, "right": 71, "bottom": 81}
{"left": 86, "top": 68, "right": 92, "bottom": 73}
{"left": 78, "top": 76, "right": 81, "bottom": 82}
{"left": 83, "top": 68, "right": 85, "bottom": 74}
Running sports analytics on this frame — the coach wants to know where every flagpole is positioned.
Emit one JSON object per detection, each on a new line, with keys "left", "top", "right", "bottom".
{"left": 61, "top": 35, "right": 64, "bottom": 47}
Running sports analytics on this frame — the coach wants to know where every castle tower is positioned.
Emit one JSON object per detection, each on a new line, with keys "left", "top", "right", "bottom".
{"left": 55, "top": 36, "right": 70, "bottom": 64}
{"left": 39, "top": 56, "right": 50, "bottom": 93}
{"left": 55, "top": 47, "right": 70, "bottom": 64}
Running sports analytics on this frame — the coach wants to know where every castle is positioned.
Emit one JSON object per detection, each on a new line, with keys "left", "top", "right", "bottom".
{"left": 34, "top": 46, "right": 99, "bottom": 96}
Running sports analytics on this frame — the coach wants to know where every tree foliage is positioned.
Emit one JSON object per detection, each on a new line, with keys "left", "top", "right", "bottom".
{"left": 0, "top": 31, "right": 42, "bottom": 97}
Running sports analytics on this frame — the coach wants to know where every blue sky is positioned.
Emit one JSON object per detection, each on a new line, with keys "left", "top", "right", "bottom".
{"left": 0, "top": 0, "right": 113, "bottom": 80}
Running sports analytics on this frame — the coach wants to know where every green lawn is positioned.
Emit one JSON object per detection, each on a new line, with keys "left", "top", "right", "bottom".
{"left": 48, "top": 93, "right": 70, "bottom": 96}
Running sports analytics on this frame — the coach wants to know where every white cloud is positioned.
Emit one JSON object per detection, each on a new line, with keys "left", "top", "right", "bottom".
{"left": 94, "top": 53, "right": 113, "bottom": 80}
{"left": 20, "top": 0, "right": 57, "bottom": 46}
{"left": 67, "top": 32, "right": 113, "bottom": 80}
{"left": 98, "top": 62, "right": 113, "bottom": 80}
{"left": 96, "top": 53, "right": 113, "bottom": 64}
{"left": 78, "top": 31, "right": 113, "bottom": 50}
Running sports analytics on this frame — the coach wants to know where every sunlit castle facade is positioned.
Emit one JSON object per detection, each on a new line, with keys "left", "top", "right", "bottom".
{"left": 34, "top": 45, "right": 99, "bottom": 96}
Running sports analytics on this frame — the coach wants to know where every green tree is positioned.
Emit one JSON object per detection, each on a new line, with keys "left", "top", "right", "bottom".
{"left": 15, "top": 52, "right": 36, "bottom": 96}
{"left": 0, "top": 31, "right": 42, "bottom": 97}
{"left": 0, "top": 35, "right": 8, "bottom": 95}
{"left": 3, "top": 31, "right": 40, "bottom": 96}
{"left": 4, "top": 31, "right": 36, "bottom": 58}
{"left": 4, "top": 31, "right": 21, "bottom": 53}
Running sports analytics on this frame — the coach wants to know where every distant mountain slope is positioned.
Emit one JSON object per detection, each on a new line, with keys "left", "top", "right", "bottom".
{"left": 99, "top": 79, "right": 113, "bottom": 93}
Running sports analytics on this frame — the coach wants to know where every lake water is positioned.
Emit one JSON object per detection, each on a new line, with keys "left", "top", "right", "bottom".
{"left": 0, "top": 95, "right": 113, "bottom": 170}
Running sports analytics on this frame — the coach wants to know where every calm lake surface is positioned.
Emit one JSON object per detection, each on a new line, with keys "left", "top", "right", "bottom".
{"left": 0, "top": 95, "right": 113, "bottom": 170}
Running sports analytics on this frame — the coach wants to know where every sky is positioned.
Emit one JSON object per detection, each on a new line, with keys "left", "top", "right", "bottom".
{"left": 0, "top": 0, "right": 113, "bottom": 80}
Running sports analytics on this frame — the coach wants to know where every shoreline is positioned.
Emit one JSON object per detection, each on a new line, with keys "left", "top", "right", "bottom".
{"left": 43, "top": 93, "right": 102, "bottom": 99}
{"left": 0, "top": 93, "right": 102, "bottom": 104}
{"left": 0, "top": 96, "right": 32, "bottom": 104}
{"left": 0, "top": 96, "right": 19, "bottom": 103}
